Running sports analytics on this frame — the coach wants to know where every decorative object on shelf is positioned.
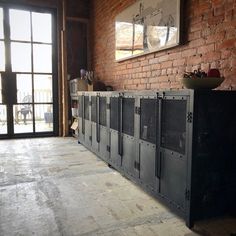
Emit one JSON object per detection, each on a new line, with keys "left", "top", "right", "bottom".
{"left": 80, "top": 69, "right": 86, "bottom": 78}
{"left": 182, "top": 68, "right": 225, "bottom": 90}
{"left": 115, "top": 0, "right": 182, "bottom": 61}
{"left": 80, "top": 69, "right": 94, "bottom": 85}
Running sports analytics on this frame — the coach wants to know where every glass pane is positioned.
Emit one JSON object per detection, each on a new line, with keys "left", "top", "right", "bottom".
{"left": 35, "top": 104, "right": 53, "bottom": 132}
{"left": 32, "top": 12, "right": 52, "bottom": 43}
{"left": 0, "top": 8, "right": 4, "bottom": 39}
{"left": 34, "top": 75, "right": 52, "bottom": 103}
{"left": 14, "top": 104, "right": 33, "bottom": 133}
{"left": 9, "top": 9, "right": 30, "bottom": 41}
{"left": 0, "top": 105, "right": 7, "bottom": 134}
{"left": 33, "top": 44, "right": 52, "bottom": 73}
{"left": 17, "top": 74, "right": 32, "bottom": 103}
{"left": 0, "top": 41, "right": 5, "bottom": 71}
{"left": 11, "top": 42, "right": 31, "bottom": 72}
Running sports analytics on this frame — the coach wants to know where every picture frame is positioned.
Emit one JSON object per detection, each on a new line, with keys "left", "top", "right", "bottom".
{"left": 115, "top": 0, "right": 182, "bottom": 61}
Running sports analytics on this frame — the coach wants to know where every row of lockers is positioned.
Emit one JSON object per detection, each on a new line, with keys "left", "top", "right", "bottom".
{"left": 77, "top": 90, "right": 236, "bottom": 228}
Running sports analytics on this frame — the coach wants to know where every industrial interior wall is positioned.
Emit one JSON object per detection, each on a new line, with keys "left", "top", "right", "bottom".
{"left": 90, "top": 0, "right": 236, "bottom": 91}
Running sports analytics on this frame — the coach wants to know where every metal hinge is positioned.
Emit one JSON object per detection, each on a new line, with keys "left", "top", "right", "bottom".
{"left": 134, "top": 161, "right": 140, "bottom": 171}
{"left": 106, "top": 103, "right": 110, "bottom": 110}
{"left": 187, "top": 112, "right": 193, "bottom": 123}
{"left": 185, "top": 188, "right": 190, "bottom": 201}
{"left": 135, "top": 107, "right": 141, "bottom": 115}
{"left": 107, "top": 145, "right": 110, "bottom": 152}
{"left": 158, "top": 92, "right": 165, "bottom": 99}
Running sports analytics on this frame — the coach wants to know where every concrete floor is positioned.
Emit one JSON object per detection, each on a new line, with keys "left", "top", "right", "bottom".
{"left": 0, "top": 138, "right": 235, "bottom": 236}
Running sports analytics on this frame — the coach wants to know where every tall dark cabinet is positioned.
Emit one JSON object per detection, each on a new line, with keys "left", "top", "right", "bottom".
{"left": 77, "top": 90, "right": 236, "bottom": 228}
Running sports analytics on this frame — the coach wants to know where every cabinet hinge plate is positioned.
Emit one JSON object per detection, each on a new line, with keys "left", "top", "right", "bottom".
{"left": 185, "top": 188, "right": 190, "bottom": 201}
{"left": 135, "top": 107, "right": 141, "bottom": 115}
{"left": 187, "top": 112, "right": 193, "bottom": 123}
{"left": 134, "top": 161, "right": 140, "bottom": 171}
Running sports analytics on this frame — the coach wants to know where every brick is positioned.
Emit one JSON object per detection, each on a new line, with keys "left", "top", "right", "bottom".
{"left": 173, "top": 58, "right": 186, "bottom": 67}
{"left": 161, "top": 61, "right": 173, "bottom": 69}
{"left": 188, "top": 38, "right": 205, "bottom": 48}
{"left": 218, "top": 39, "right": 236, "bottom": 49}
{"left": 206, "top": 31, "right": 225, "bottom": 44}
{"left": 208, "top": 15, "right": 225, "bottom": 26}
{"left": 151, "top": 64, "right": 161, "bottom": 70}
{"left": 187, "top": 56, "right": 202, "bottom": 65}
{"left": 182, "top": 48, "right": 197, "bottom": 57}
{"left": 202, "top": 51, "right": 221, "bottom": 62}
{"left": 214, "top": 5, "right": 225, "bottom": 16}
{"left": 141, "top": 60, "right": 149, "bottom": 66}
{"left": 149, "top": 77, "right": 158, "bottom": 83}
{"left": 142, "top": 65, "right": 151, "bottom": 72}
{"left": 197, "top": 44, "right": 215, "bottom": 54}
{"left": 149, "top": 58, "right": 159, "bottom": 64}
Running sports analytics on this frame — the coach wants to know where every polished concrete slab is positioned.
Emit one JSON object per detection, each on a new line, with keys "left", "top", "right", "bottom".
{"left": 0, "top": 137, "right": 235, "bottom": 236}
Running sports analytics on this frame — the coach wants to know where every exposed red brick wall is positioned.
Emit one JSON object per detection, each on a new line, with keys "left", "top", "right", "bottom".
{"left": 90, "top": 0, "right": 236, "bottom": 90}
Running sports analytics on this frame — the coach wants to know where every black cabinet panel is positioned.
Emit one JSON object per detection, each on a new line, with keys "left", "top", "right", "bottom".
{"left": 77, "top": 90, "right": 236, "bottom": 229}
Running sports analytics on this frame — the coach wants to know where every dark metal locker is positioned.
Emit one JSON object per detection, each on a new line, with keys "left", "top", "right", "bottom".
{"left": 98, "top": 96, "right": 109, "bottom": 161}
{"left": 190, "top": 91, "right": 236, "bottom": 223}
{"left": 121, "top": 97, "right": 136, "bottom": 177}
{"left": 78, "top": 94, "right": 85, "bottom": 144}
{"left": 109, "top": 96, "right": 122, "bottom": 167}
{"left": 84, "top": 95, "right": 91, "bottom": 148}
{"left": 159, "top": 97, "right": 188, "bottom": 212}
{"left": 76, "top": 90, "right": 236, "bottom": 229}
{"left": 139, "top": 98, "right": 158, "bottom": 191}
{"left": 91, "top": 95, "right": 99, "bottom": 153}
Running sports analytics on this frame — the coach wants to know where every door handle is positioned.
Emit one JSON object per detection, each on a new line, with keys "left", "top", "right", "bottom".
{"left": 82, "top": 95, "right": 85, "bottom": 135}
{"left": 156, "top": 151, "right": 162, "bottom": 179}
{"left": 96, "top": 95, "right": 100, "bottom": 143}
{"left": 118, "top": 95, "right": 123, "bottom": 156}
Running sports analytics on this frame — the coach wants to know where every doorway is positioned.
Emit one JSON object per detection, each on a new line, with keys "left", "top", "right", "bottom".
{"left": 0, "top": 4, "right": 58, "bottom": 138}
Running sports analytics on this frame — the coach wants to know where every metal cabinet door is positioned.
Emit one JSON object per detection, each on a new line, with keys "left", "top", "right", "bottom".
{"left": 158, "top": 95, "right": 189, "bottom": 212}
{"left": 91, "top": 96, "right": 99, "bottom": 153}
{"left": 98, "top": 96, "right": 109, "bottom": 161}
{"left": 109, "top": 96, "right": 122, "bottom": 168}
{"left": 139, "top": 98, "right": 159, "bottom": 192}
{"left": 78, "top": 95, "right": 85, "bottom": 144}
{"left": 84, "top": 95, "right": 91, "bottom": 148}
{"left": 121, "top": 97, "right": 136, "bottom": 176}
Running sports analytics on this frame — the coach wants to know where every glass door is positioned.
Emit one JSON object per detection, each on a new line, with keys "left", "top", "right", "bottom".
{"left": 0, "top": 7, "right": 7, "bottom": 136}
{"left": 0, "top": 4, "right": 57, "bottom": 138}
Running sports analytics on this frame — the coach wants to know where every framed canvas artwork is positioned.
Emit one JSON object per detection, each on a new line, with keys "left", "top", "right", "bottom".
{"left": 115, "top": 0, "right": 182, "bottom": 61}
